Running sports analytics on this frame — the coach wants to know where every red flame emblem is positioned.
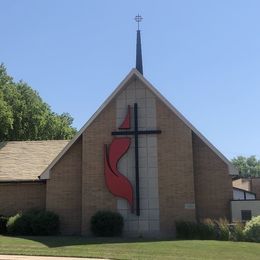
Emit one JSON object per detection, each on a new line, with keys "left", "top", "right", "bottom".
{"left": 104, "top": 107, "right": 134, "bottom": 208}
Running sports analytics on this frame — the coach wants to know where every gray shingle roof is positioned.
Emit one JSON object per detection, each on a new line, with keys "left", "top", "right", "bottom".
{"left": 0, "top": 140, "right": 69, "bottom": 181}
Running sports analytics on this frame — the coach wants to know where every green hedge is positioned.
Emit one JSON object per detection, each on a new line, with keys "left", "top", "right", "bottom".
{"left": 175, "top": 221, "right": 199, "bottom": 239}
{"left": 91, "top": 211, "right": 124, "bottom": 237}
{"left": 176, "top": 219, "right": 243, "bottom": 241}
{"left": 7, "top": 209, "right": 59, "bottom": 236}
{"left": 0, "top": 216, "right": 8, "bottom": 234}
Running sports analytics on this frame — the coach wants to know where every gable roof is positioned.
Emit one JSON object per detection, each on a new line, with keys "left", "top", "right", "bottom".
{"left": 0, "top": 140, "right": 68, "bottom": 181}
{"left": 40, "top": 68, "right": 238, "bottom": 179}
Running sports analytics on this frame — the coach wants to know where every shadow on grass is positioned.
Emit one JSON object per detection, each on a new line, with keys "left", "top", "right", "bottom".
{"left": 3, "top": 235, "right": 174, "bottom": 248}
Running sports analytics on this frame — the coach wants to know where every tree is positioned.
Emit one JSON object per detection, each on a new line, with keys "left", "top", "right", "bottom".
{"left": 231, "top": 155, "right": 260, "bottom": 177}
{"left": 0, "top": 64, "right": 77, "bottom": 141}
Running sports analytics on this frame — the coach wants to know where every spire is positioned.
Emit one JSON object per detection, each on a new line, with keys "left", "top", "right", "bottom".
{"left": 135, "top": 15, "right": 143, "bottom": 75}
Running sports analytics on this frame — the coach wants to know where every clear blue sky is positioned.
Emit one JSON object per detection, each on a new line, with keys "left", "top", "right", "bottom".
{"left": 1, "top": 0, "right": 260, "bottom": 159}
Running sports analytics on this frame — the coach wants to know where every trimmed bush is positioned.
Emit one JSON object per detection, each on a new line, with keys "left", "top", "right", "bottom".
{"left": 0, "top": 216, "right": 9, "bottom": 234}
{"left": 243, "top": 216, "right": 260, "bottom": 242}
{"left": 30, "top": 209, "right": 59, "bottom": 235}
{"left": 7, "top": 213, "right": 30, "bottom": 235}
{"left": 91, "top": 211, "right": 124, "bottom": 237}
{"left": 7, "top": 209, "right": 59, "bottom": 236}
{"left": 176, "top": 221, "right": 199, "bottom": 239}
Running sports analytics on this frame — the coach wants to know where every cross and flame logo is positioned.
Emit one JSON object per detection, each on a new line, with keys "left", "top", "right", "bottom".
{"left": 104, "top": 105, "right": 133, "bottom": 210}
{"left": 104, "top": 103, "right": 161, "bottom": 215}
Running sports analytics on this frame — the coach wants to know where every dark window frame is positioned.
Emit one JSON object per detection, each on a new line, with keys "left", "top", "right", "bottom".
{"left": 241, "top": 210, "right": 252, "bottom": 221}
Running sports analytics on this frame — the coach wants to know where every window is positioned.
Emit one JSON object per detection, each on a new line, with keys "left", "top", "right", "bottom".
{"left": 241, "top": 210, "right": 252, "bottom": 221}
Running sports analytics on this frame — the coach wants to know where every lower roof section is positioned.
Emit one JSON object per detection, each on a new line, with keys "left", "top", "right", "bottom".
{"left": 0, "top": 140, "right": 69, "bottom": 181}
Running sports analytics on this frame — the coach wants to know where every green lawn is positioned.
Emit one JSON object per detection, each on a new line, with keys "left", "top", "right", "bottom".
{"left": 0, "top": 236, "right": 259, "bottom": 259}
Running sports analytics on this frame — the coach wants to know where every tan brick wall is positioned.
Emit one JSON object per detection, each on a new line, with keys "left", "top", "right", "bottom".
{"left": 233, "top": 179, "right": 251, "bottom": 191}
{"left": 0, "top": 182, "right": 45, "bottom": 216}
{"left": 251, "top": 178, "right": 260, "bottom": 199}
{"left": 156, "top": 99, "right": 196, "bottom": 235}
{"left": 46, "top": 137, "right": 82, "bottom": 235}
{"left": 81, "top": 100, "right": 117, "bottom": 235}
{"left": 192, "top": 133, "right": 233, "bottom": 220}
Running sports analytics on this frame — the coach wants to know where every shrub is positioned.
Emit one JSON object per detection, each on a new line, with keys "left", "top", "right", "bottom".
{"left": 30, "top": 209, "right": 59, "bottom": 235}
{"left": 216, "top": 218, "right": 230, "bottom": 241}
{"left": 91, "top": 211, "right": 124, "bottom": 237}
{"left": 176, "top": 219, "right": 220, "bottom": 240}
{"left": 229, "top": 223, "right": 245, "bottom": 241}
{"left": 175, "top": 221, "right": 199, "bottom": 239}
{"left": 243, "top": 215, "right": 260, "bottom": 242}
{"left": 7, "top": 209, "right": 59, "bottom": 236}
{"left": 198, "top": 219, "right": 217, "bottom": 240}
{"left": 0, "top": 216, "right": 9, "bottom": 234}
{"left": 7, "top": 213, "right": 31, "bottom": 235}
{"left": 175, "top": 219, "right": 249, "bottom": 242}
{"left": 176, "top": 219, "right": 235, "bottom": 241}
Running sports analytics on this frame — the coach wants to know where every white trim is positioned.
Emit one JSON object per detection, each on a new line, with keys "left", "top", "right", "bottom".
{"left": 40, "top": 68, "right": 238, "bottom": 179}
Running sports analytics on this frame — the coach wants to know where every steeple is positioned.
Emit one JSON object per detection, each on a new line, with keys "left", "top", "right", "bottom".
{"left": 135, "top": 15, "right": 143, "bottom": 75}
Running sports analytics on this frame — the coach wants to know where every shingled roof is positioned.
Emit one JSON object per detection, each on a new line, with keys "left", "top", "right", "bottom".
{"left": 0, "top": 140, "right": 69, "bottom": 181}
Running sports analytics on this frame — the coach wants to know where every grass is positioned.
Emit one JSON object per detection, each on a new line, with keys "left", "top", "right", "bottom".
{"left": 0, "top": 235, "right": 259, "bottom": 259}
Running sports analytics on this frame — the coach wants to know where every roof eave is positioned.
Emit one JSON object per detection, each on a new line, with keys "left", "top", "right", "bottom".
{"left": 0, "top": 179, "right": 46, "bottom": 184}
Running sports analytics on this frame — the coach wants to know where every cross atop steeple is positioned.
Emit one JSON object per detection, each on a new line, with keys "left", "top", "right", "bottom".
{"left": 135, "top": 14, "right": 143, "bottom": 75}
{"left": 135, "top": 14, "right": 143, "bottom": 30}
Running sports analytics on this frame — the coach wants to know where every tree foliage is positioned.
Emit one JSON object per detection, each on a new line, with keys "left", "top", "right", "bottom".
{"left": 0, "top": 64, "right": 76, "bottom": 141}
{"left": 231, "top": 155, "right": 260, "bottom": 177}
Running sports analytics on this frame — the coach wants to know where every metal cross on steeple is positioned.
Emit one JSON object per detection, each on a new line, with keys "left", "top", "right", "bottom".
{"left": 135, "top": 14, "right": 143, "bottom": 30}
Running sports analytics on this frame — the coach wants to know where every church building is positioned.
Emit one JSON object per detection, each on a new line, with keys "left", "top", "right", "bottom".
{"left": 0, "top": 19, "right": 238, "bottom": 237}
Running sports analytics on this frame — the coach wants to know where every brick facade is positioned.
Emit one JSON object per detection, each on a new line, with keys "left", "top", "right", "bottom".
{"left": 250, "top": 179, "right": 260, "bottom": 199}
{"left": 46, "top": 137, "right": 82, "bottom": 235}
{"left": 156, "top": 98, "right": 196, "bottom": 235}
{"left": 0, "top": 182, "right": 45, "bottom": 216}
{"left": 81, "top": 100, "right": 117, "bottom": 235}
{"left": 192, "top": 133, "right": 233, "bottom": 220}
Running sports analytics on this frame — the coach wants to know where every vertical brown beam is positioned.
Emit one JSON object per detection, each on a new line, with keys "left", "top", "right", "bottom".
{"left": 134, "top": 103, "right": 140, "bottom": 216}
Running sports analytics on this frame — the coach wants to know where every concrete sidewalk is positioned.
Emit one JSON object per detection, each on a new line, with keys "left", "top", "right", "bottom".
{"left": 0, "top": 255, "right": 108, "bottom": 260}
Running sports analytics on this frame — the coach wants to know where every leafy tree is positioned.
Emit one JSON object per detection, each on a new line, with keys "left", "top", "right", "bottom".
{"left": 231, "top": 155, "right": 260, "bottom": 177}
{"left": 0, "top": 64, "right": 76, "bottom": 141}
